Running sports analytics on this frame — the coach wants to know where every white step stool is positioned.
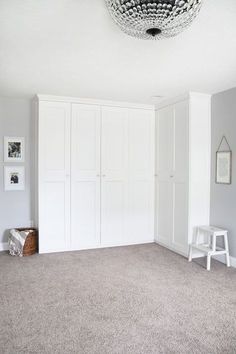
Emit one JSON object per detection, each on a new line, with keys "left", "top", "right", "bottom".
{"left": 188, "top": 226, "right": 230, "bottom": 271}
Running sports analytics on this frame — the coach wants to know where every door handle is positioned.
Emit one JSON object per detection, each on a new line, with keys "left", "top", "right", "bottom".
{"left": 96, "top": 174, "right": 100, "bottom": 177}
{"left": 170, "top": 175, "right": 174, "bottom": 178}
{"left": 102, "top": 175, "right": 106, "bottom": 177}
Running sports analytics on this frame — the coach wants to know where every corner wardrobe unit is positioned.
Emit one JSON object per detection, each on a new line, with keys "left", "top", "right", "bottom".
{"left": 34, "top": 95, "right": 155, "bottom": 253}
{"left": 155, "top": 93, "right": 211, "bottom": 257}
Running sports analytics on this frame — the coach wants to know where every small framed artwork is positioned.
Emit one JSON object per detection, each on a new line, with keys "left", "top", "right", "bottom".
{"left": 216, "top": 151, "right": 232, "bottom": 184}
{"left": 4, "top": 166, "right": 25, "bottom": 191}
{"left": 4, "top": 137, "right": 25, "bottom": 162}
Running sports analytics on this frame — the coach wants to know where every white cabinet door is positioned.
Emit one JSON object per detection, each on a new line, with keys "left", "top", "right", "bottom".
{"left": 156, "top": 105, "right": 174, "bottom": 247}
{"left": 71, "top": 104, "right": 101, "bottom": 249}
{"left": 101, "top": 106, "right": 128, "bottom": 246}
{"left": 127, "top": 108, "right": 155, "bottom": 243}
{"left": 172, "top": 100, "right": 189, "bottom": 254}
{"left": 38, "top": 101, "right": 71, "bottom": 253}
{"left": 156, "top": 101, "right": 189, "bottom": 254}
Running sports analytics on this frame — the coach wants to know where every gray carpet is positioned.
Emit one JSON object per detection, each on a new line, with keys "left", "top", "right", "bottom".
{"left": 0, "top": 243, "right": 236, "bottom": 354}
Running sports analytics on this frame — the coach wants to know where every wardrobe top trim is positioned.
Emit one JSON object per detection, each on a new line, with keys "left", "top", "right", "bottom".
{"left": 155, "top": 92, "right": 212, "bottom": 110}
{"left": 35, "top": 95, "right": 155, "bottom": 111}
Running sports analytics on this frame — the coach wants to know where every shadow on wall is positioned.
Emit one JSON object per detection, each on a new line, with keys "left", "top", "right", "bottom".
{"left": 2, "top": 229, "right": 9, "bottom": 243}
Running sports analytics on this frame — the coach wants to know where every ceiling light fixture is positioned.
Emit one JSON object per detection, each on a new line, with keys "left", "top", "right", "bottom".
{"left": 106, "top": 0, "right": 203, "bottom": 40}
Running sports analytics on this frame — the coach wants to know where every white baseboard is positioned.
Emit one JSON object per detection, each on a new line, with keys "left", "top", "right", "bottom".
{"left": 0, "top": 242, "right": 8, "bottom": 252}
{"left": 154, "top": 239, "right": 236, "bottom": 268}
{"left": 213, "top": 254, "right": 236, "bottom": 268}
{"left": 40, "top": 239, "right": 155, "bottom": 254}
{"left": 154, "top": 240, "right": 188, "bottom": 258}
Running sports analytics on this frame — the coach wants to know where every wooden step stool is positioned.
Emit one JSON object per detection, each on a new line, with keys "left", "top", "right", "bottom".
{"left": 188, "top": 226, "right": 230, "bottom": 271}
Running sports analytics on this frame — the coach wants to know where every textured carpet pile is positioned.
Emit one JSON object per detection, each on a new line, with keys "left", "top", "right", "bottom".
{"left": 0, "top": 243, "right": 236, "bottom": 353}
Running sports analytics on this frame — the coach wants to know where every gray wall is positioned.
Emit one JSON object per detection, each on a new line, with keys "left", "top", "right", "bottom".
{"left": 211, "top": 88, "right": 236, "bottom": 258}
{"left": 0, "top": 97, "right": 32, "bottom": 247}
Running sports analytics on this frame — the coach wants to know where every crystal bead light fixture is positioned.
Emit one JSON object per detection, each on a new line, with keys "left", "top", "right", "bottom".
{"left": 105, "top": 0, "right": 203, "bottom": 40}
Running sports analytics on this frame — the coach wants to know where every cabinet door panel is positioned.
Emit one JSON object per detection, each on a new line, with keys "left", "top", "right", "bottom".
{"left": 41, "top": 183, "right": 66, "bottom": 251}
{"left": 38, "top": 101, "right": 70, "bottom": 253}
{"left": 172, "top": 182, "right": 188, "bottom": 253}
{"left": 101, "top": 181, "right": 126, "bottom": 245}
{"left": 158, "top": 106, "right": 174, "bottom": 175}
{"left": 128, "top": 110, "right": 153, "bottom": 177}
{"left": 127, "top": 181, "right": 153, "bottom": 243}
{"left": 101, "top": 107, "right": 128, "bottom": 245}
{"left": 174, "top": 100, "right": 189, "bottom": 180}
{"left": 127, "top": 109, "right": 154, "bottom": 242}
{"left": 156, "top": 106, "right": 174, "bottom": 246}
{"left": 71, "top": 181, "right": 99, "bottom": 248}
{"left": 102, "top": 107, "right": 128, "bottom": 178}
{"left": 172, "top": 100, "right": 189, "bottom": 253}
{"left": 71, "top": 104, "right": 101, "bottom": 249}
{"left": 157, "top": 180, "right": 173, "bottom": 246}
{"left": 156, "top": 101, "right": 189, "bottom": 253}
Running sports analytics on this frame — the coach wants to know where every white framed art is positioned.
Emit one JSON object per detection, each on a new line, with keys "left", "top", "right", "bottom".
{"left": 216, "top": 151, "right": 232, "bottom": 185}
{"left": 4, "top": 166, "right": 25, "bottom": 191}
{"left": 4, "top": 136, "right": 25, "bottom": 162}
{"left": 215, "top": 136, "right": 232, "bottom": 185}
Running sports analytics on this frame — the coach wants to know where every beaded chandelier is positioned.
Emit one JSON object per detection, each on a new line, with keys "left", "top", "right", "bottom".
{"left": 105, "top": 0, "right": 202, "bottom": 40}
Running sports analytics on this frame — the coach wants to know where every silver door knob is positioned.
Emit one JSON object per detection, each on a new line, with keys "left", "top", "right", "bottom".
{"left": 170, "top": 175, "right": 174, "bottom": 178}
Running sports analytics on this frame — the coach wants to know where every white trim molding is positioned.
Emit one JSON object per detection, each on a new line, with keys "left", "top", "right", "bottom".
{"left": 155, "top": 92, "right": 212, "bottom": 110}
{"left": 155, "top": 240, "right": 236, "bottom": 268}
{"left": 35, "top": 94, "right": 154, "bottom": 111}
{"left": 213, "top": 254, "right": 236, "bottom": 268}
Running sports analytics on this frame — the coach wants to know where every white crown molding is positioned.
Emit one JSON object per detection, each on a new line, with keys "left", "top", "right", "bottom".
{"left": 35, "top": 94, "right": 155, "bottom": 111}
{"left": 155, "top": 91, "right": 212, "bottom": 110}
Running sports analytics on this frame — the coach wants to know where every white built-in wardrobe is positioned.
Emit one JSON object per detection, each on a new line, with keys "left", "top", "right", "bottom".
{"left": 35, "top": 96, "right": 155, "bottom": 253}
{"left": 155, "top": 93, "right": 211, "bottom": 256}
{"left": 34, "top": 93, "right": 211, "bottom": 257}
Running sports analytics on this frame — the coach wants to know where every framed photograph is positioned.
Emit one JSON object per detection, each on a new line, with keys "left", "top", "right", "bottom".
{"left": 4, "top": 137, "right": 25, "bottom": 162}
{"left": 4, "top": 166, "right": 25, "bottom": 191}
{"left": 216, "top": 151, "right": 232, "bottom": 184}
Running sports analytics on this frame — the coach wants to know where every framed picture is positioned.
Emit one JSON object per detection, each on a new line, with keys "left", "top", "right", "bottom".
{"left": 4, "top": 137, "right": 25, "bottom": 162}
{"left": 4, "top": 166, "right": 25, "bottom": 191}
{"left": 216, "top": 151, "right": 232, "bottom": 184}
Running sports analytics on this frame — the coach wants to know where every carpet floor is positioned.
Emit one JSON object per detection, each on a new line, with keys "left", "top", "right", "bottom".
{"left": 0, "top": 243, "right": 236, "bottom": 354}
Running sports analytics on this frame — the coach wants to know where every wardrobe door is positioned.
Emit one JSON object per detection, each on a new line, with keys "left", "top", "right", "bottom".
{"left": 101, "top": 106, "right": 128, "bottom": 246}
{"left": 156, "top": 105, "right": 174, "bottom": 247}
{"left": 127, "top": 108, "right": 155, "bottom": 243}
{"left": 38, "top": 101, "right": 71, "bottom": 253}
{"left": 71, "top": 104, "right": 101, "bottom": 249}
{"left": 172, "top": 101, "right": 189, "bottom": 254}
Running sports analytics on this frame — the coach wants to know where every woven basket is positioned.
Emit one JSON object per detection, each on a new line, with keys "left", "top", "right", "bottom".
{"left": 16, "top": 228, "right": 38, "bottom": 256}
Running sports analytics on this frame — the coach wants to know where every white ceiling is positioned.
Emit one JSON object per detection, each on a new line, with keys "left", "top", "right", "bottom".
{"left": 0, "top": 0, "right": 236, "bottom": 104}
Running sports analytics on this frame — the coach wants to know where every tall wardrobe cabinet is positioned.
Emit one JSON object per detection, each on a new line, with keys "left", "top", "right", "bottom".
{"left": 155, "top": 93, "right": 211, "bottom": 256}
{"left": 35, "top": 96, "right": 155, "bottom": 253}
{"left": 34, "top": 92, "right": 211, "bottom": 257}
